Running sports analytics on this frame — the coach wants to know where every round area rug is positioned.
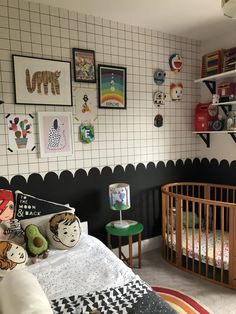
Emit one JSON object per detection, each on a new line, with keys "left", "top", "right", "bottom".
{"left": 152, "top": 287, "right": 212, "bottom": 314}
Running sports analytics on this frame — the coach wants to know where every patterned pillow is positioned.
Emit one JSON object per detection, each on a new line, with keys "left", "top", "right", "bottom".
{"left": 0, "top": 190, "right": 14, "bottom": 223}
{"left": 0, "top": 241, "right": 28, "bottom": 276}
{"left": 15, "top": 191, "right": 75, "bottom": 220}
{"left": 46, "top": 212, "right": 81, "bottom": 250}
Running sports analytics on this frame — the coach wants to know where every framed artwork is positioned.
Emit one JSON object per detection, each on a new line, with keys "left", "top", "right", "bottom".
{"left": 75, "top": 88, "right": 97, "bottom": 123}
{"left": 98, "top": 64, "right": 127, "bottom": 109}
{"left": 38, "top": 112, "right": 74, "bottom": 158}
{"left": 6, "top": 114, "right": 36, "bottom": 151}
{"left": 12, "top": 55, "right": 72, "bottom": 106}
{"left": 73, "top": 48, "right": 96, "bottom": 83}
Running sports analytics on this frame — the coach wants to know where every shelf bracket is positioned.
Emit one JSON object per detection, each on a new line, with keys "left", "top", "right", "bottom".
{"left": 229, "top": 133, "right": 236, "bottom": 143}
{"left": 203, "top": 80, "right": 216, "bottom": 94}
{"left": 220, "top": 104, "right": 232, "bottom": 116}
{"left": 198, "top": 133, "right": 210, "bottom": 148}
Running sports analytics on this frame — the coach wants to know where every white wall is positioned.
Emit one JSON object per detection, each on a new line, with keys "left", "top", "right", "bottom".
{"left": 0, "top": 0, "right": 201, "bottom": 181}
{"left": 199, "top": 34, "right": 236, "bottom": 162}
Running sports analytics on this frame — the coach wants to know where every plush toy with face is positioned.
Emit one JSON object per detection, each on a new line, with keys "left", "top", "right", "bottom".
{"left": 47, "top": 212, "right": 81, "bottom": 250}
{"left": 0, "top": 190, "right": 14, "bottom": 223}
{"left": 154, "top": 69, "right": 166, "bottom": 85}
{"left": 153, "top": 91, "right": 166, "bottom": 107}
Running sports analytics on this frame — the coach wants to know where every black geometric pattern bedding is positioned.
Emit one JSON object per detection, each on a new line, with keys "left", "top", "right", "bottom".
{"left": 51, "top": 278, "right": 177, "bottom": 314}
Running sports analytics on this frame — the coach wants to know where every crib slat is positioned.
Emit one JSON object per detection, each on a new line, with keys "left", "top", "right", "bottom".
{"left": 192, "top": 201, "right": 195, "bottom": 272}
{"left": 221, "top": 206, "right": 224, "bottom": 282}
{"left": 199, "top": 202, "right": 202, "bottom": 274}
{"left": 213, "top": 205, "right": 216, "bottom": 281}
{"left": 186, "top": 200, "right": 189, "bottom": 268}
{"left": 205, "top": 204, "right": 209, "bottom": 278}
{"left": 176, "top": 197, "right": 182, "bottom": 267}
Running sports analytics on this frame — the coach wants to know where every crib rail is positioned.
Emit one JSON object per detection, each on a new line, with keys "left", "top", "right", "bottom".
{"left": 162, "top": 182, "right": 236, "bottom": 289}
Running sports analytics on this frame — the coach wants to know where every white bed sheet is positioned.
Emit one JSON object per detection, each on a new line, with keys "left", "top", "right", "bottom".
{"left": 28, "top": 233, "right": 136, "bottom": 301}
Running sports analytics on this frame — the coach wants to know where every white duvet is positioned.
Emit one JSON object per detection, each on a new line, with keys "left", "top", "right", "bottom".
{"left": 28, "top": 233, "right": 136, "bottom": 301}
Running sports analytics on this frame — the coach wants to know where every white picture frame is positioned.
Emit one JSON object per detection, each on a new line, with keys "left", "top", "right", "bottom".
{"left": 38, "top": 112, "right": 74, "bottom": 158}
{"left": 13, "top": 55, "right": 72, "bottom": 106}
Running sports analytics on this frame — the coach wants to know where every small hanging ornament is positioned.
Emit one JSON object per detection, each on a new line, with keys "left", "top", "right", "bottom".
{"left": 80, "top": 124, "right": 95, "bottom": 143}
{"left": 170, "top": 83, "right": 183, "bottom": 101}
{"left": 169, "top": 53, "right": 183, "bottom": 72}
{"left": 154, "top": 114, "right": 163, "bottom": 128}
{"left": 153, "top": 91, "right": 166, "bottom": 107}
{"left": 153, "top": 69, "right": 166, "bottom": 85}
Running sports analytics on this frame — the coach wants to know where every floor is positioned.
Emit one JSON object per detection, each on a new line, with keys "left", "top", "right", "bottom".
{"left": 134, "top": 249, "right": 236, "bottom": 314}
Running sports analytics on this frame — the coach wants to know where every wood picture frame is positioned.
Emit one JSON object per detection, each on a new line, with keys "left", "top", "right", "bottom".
{"left": 98, "top": 64, "right": 127, "bottom": 109}
{"left": 12, "top": 55, "right": 72, "bottom": 106}
{"left": 38, "top": 111, "right": 74, "bottom": 158}
{"left": 73, "top": 48, "right": 96, "bottom": 83}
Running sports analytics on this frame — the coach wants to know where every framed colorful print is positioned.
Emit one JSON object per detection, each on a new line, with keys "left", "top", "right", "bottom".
{"left": 12, "top": 55, "right": 72, "bottom": 106}
{"left": 73, "top": 48, "right": 96, "bottom": 83}
{"left": 98, "top": 64, "right": 127, "bottom": 109}
{"left": 6, "top": 114, "right": 36, "bottom": 151}
{"left": 38, "top": 112, "right": 74, "bottom": 158}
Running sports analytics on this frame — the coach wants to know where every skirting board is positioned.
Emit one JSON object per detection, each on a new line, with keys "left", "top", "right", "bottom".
{"left": 112, "top": 235, "right": 162, "bottom": 258}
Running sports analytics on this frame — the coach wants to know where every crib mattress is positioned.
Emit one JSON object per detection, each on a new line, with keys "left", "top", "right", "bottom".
{"left": 166, "top": 228, "right": 229, "bottom": 270}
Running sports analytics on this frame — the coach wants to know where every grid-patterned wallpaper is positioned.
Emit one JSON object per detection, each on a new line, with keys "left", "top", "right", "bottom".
{"left": 0, "top": 0, "right": 201, "bottom": 180}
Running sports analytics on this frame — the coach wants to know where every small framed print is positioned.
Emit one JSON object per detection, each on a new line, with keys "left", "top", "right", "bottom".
{"left": 38, "top": 112, "right": 74, "bottom": 158}
{"left": 12, "top": 55, "right": 72, "bottom": 106}
{"left": 98, "top": 64, "right": 127, "bottom": 109}
{"left": 73, "top": 48, "right": 96, "bottom": 83}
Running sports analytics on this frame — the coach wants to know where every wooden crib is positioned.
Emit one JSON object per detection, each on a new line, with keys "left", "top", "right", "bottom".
{"left": 162, "top": 182, "right": 236, "bottom": 289}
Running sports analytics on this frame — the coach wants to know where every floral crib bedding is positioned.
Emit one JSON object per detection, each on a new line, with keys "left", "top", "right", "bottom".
{"left": 167, "top": 228, "right": 229, "bottom": 270}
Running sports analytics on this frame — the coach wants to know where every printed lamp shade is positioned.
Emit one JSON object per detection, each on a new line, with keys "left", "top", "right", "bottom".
{"left": 109, "top": 183, "right": 131, "bottom": 229}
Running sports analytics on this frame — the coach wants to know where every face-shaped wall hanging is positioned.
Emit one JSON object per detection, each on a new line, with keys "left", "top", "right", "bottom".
{"left": 153, "top": 91, "right": 166, "bottom": 107}
{"left": 169, "top": 54, "right": 183, "bottom": 72}
{"left": 154, "top": 114, "right": 163, "bottom": 128}
{"left": 170, "top": 83, "right": 183, "bottom": 101}
{"left": 153, "top": 69, "right": 166, "bottom": 85}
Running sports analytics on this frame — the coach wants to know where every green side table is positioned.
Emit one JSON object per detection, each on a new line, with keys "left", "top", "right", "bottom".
{"left": 105, "top": 222, "right": 144, "bottom": 268}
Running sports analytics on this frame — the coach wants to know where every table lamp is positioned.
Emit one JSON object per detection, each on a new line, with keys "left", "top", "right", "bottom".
{"left": 109, "top": 183, "right": 130, "bottom": 229}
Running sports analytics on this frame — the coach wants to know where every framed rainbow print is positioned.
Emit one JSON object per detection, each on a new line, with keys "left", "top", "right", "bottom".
{"left": 98, "top": 65, "right": 127, "bottom": 109}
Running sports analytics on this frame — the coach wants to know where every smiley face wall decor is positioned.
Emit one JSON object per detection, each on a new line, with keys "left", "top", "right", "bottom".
{"left": 153, "top": 69, "right": 166, "bottom": 85}
{"left": 169, "top": 54, "right": 183, "bottom": 72}
{"left": 170, "top": 83, "right": 183, "bottom": 101}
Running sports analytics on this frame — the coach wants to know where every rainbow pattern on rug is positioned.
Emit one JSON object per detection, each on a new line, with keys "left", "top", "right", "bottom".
{"left": 152, "top": 287, "right": 211, "bottom": 314}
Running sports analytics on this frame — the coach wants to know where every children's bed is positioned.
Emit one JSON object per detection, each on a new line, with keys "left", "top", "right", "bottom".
{"left": 162, "top": 182, "right": 236, "bottom": 289}
{"left": 0, "top": 190, "right": 177, "bottom": 314}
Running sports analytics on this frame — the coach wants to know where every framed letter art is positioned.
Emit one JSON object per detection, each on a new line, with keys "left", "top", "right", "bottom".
{"left": 98, "top": 64, "right": 127, "bottom": 109}
{"left": 12, "top": 55, "right": 72, "bottom": 106}
{"left": 38, "top": 112, "right": 74, "bottom": 158}
{"left": 73, "top": 48, "right": 96, "bottom": 83}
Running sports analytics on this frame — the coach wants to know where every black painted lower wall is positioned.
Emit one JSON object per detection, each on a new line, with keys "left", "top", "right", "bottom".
{"left": 0, "top": 158, "right": 235, "bottom": 245}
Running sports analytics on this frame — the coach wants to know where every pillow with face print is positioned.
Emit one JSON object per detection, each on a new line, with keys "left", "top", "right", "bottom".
{"left": 46, "top": 212, "right": 81, "bottom": 250}
{"left": 0, "top": 241, "right": 28, "bottom": 276}
{"left": 0, "top": 190, "right": 14, "bottom": 223}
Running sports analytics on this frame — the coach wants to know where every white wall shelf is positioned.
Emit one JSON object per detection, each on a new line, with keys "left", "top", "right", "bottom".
{"left": 194, "top": 70, "right": 236, "bottom": 147}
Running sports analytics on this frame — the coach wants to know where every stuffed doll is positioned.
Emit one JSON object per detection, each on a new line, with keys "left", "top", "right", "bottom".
{"left": 25, "top": 224, "right": 49, "bottom": 264}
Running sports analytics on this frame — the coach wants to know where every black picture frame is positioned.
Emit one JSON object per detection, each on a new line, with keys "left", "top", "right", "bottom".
{"left": 98, "top": 64, "right": 127, "bottom": 109}
{"left": 12, "top": 55, "right": 72, "bottom": 106}
{"left": 73, "top": 48, "right": 96, "bottom": 83}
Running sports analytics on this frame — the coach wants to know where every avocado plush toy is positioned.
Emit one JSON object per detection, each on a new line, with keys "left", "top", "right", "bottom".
{"left": 25, "top": 224, "right": 49, "bottom": 264}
